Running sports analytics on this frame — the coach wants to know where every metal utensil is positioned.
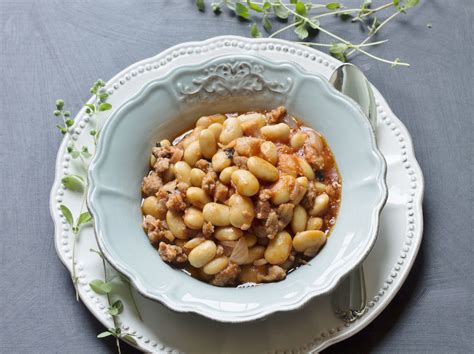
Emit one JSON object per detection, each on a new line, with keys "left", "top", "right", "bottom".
{"left": 329, "top": 63, "right": 376, "bottom": 322}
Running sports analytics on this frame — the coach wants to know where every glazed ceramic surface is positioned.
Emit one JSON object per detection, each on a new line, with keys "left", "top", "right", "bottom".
{"left": 50, "top": 36, "right": 423, "bottom": 352}
{"left": 87, "top": 54, "right": 387, "bottom": 322}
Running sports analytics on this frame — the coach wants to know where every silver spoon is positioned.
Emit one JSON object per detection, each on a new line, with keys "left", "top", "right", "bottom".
{"left": 329, "top": 63, "right": 376, "bottom": 322}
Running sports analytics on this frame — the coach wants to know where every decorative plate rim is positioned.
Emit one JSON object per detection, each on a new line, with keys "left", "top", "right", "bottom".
{"left": 49, "top": 35, "right": 424, "bottom": 352}
{"left": 86, "top": 53, "right": 388, "bottom": 323}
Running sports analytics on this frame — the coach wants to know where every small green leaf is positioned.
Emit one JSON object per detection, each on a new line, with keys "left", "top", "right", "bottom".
{"left": 195, "top": 0, "right": 205, "bottom": 11}
{"left": 90, "top": 129, "right": 97, "bottom": 136}
{"left": 65, "top": 119, "right": 74, "bottom": 127}
{"left": 211, "top": 2, "right": 221, "bottom": 13}
{"left": 247, "top": 0, "right": 263, "bottom": 12}
{"left": 262, "top": 1, "right": 271, "bottom": 10}
{"left": 273, "top": 2, "right": 289, "bottom": 19}
{"left": 89, "top": 279, "right": 112, "bottom": 295}
{"left": 329, "top": 43, "right": 349, "bottom": 62}
{"left": 56, "top": 125, "right": 67, "bottom": 134}
{"left": 263, "top": 14, "right": 272, "bottom": 31}
{"left": 295, "top": 1, "right": 307, "bottom": 17}
{"left": 60, "top": 205, "right": 74, "bottom": 226}
{"left": 250, "top": 23, "right": 262, "bottom": 38}
{"left": 235, "top": 2, "right": 250, "bottom": 19}
{"left": 55, "top": 99, "right": 65, "bottom": 110}
{"left": 61, "top": 175, "right": 84, "bottom": 192}
{"left": 97, "top": 331, "right": 113, "bottom": 338}
{"left": 98, "top": 92, "right": 109, "bottom": 102}
{"left": 294, "top": 22, "right": 309, "bottom": 39}
{"left": 84, "top": 104, "right": 95, "bottom": 113}
{"left": 54, "top": 110, "right": 61, "bottom": 117}
{"left": 77, "top": 212, "right": 92, "bottom": 226}
{"left": 326, "top": 2, "right": 341, "bottom": 10}
{"left": 70, "top": 151, "right": 80, "bottom": 159}
{"left": 98, "top": 103, "right": 112, "bottom": 112}
{"left": 290, "top": 0, "right": 297, "bottom": 4}
{"left": 108, "top": 300, "right": 124, "bottom": 316}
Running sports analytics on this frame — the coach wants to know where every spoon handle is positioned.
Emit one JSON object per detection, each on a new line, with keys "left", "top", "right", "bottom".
{"left": 329, "top": 63, "right": 376, "bottom": 321}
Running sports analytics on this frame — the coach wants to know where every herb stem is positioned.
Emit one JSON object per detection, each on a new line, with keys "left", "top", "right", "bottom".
{"left": 71, "top": 233, "right": 79, "bottom": 301}
{"left": 356, "top": 47, "right": 409, "bottom": 67}
{"left": 268, "top": 22, "right": 297, "bottom": 38}
{"left": 347, "top": 10, "right": 401, "bottom": 56}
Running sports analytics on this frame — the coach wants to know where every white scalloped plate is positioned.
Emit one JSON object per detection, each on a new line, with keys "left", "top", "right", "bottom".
{"left": 50, "top": 36, "right": 424, "bottom": 353}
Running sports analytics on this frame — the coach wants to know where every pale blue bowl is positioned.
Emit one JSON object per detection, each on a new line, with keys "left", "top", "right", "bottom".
{"left": 88, "top": 55, "right": 387, "bottom": 322}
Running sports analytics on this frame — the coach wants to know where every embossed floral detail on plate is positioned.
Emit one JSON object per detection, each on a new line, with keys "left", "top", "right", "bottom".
{"left": 177, "top": 61, "right": 292, "bottom": 99}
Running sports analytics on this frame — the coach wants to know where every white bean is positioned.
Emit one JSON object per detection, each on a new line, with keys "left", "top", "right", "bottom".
{"left": 203, "top": 256, "right": 229, "bottom": 275}
{"left": 291, "top": 205, "right": 308, "bottom": 233}
{"left": 306, "top": 217, "right": 323, "bottom": 231}
{"left": 188, "top": 240, "right": 217, "bottom": 268}
{"left": 212, "top": 150, "right": 231, "bottom": 172}
{"left": 264, "top": 231, "right": 292, "bottom": 265}
{"left": 290, "top": 133, "right": 306, "bottom": 150}
{"left": 260, "top": 123, "right": 291, "bottom": 141}
{"left": 202, "top": 202, "right": 231, "bottom": 226}
{"left": 297, "top": 157, "right": 315, "bottom": 180}
{"left": 184, "top": 140, "right": 202, "bottom": 167}
{"left": 310, "top": 193, "right": 330, "bottom": 216}
{"left": 199, "top": 129, "right": 217, "bottom": 160}
{"left": 219, "top": 166, "right": 238, "bottom": 185}
{"left": 259, "top": 141, "right": 278, "bottom": 165}
{"left": 174, "top": 161, "right": 192, "bottom": 185}
{"left": 166, "top": 210, "right": 190, "bottom": 240}
{"left": 183, "top": 207, "right": 205, "bottom": 230}
{"left": 219, "top": 118, "right": 243, "bottom": 144}
{"left": 293, "top": 230, "right": 326, "bottom": 253}
{"left": 247, "top": 156, "right": 279, "bottom": 182}
{"left": 229, "top": 194, "right": 255, "bottom": 230}
{"left": 270, "top": 175, "right": 296, "bottom": 205}
{"left": 231, "top": 169, "right": 260, "bottom": 196}
{"left": 190, "top": 168, "right": 206, "bottom": 187}
{"left": 214, "top": 226, "right": 243, "bottom": 241}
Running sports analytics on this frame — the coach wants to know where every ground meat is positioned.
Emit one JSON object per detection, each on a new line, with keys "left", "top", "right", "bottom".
{"left": 277, "top": 154, "right": 300, "bottom": 177}
{"left": 264, "top": 210, "right": 279, "bottom": 239}
{"left": 277, "top": 203, "right": 295, "bottom": 230}
{"left": 143, "top": 216, "right": 174, "bottom": 245}
{"left": 259, "top": 189, "right": 272, "bottom": 202}
{"left": 195, "top": 159, "right": 212, "bottom": 172}
{"left": 153, "top": 146, "right": 183, "bottom": 163}
{"left": 301, "top": 180, "right": 318, "bottom": 209}
{"left": 165, "top": 192, "right": 187, "bottom": 212}
{"left": 141, "top": 172, "right": 163, "bottom": 196}
{"left": 233, "top": 155, "right": 248, "bottom": 169}
{"left": 265, "top": 106, "right": 287, "bottom": 124}
{"left": 154, "top": 158, "right": 170, "bottom": 173}
{"left": 214, "top": 182, "right": 229, "bottom": 203}
{"left": 258, "top": 265, "right": 286, "bottom": 283}
{"left": 255, "top": 199, "right": 271, "bottom": 219}
{"left": 211, "top": 263, "right": 241, "bottom": 286}
{"left": 216, "top": 245, "right": 224, "bottom": 256}
{"left": 158, "top": 242, "right": 187, "bottom": 263}
{"left": 304, "top": 145, "right": 325, "bottom": 170}
{"left": 176, "top": 182, "right": 189, "bottom": 193}
{"left": 202, "top": 221, "right": 215, "bottom": 238}
{"left": 202, "top": 171, "right": 218, "bottom": 196}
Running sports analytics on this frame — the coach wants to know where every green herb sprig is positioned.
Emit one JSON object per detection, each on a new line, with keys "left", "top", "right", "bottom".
{"left": 54, "top": 82, "right": 141, "bottom": 353}
{"left": 195, "top": 0, "right": 420, "bottom": 67}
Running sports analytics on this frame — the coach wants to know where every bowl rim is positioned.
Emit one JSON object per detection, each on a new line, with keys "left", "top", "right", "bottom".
{"left": 87, "top": 53, "right": 388, "bottom": 323}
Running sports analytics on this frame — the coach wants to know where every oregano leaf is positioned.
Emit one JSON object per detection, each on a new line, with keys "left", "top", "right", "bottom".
{"left": 61, "top": 175, "right": 84, "bottom": 192}
{"left": 295, "top": 1, "right": 307, "bottom": 17}
{"left": 247, "top": 0, "right": 263, "bottom": 12}
{"left": 77, "top": 212, "right": 92, "bottom": 226}
{"left": 263, "top": 14, "right": 272, "bottom": 31}
{"left": 97, "top": 331, "right": 113, "bottom": 338}
{"left": 250, "top": 23, "right": 262, "bottom": 38}
{"left": 195, "top": 0, "right": 205, "bottom": 11}
{"left": 89, "top": 279, "right": 112, "bottom": 295}
{"left": 294, "top": 22, "right": 309, "bottom": 39}
{"left": 326, "top": 2, "right": 341, "bottom": 10}
{"left": 98, "top": 103, "right": 112, "bottom": 112}
{"left": 273, "top": 1, "right": 289, "bottom": 19}
{"left": 60, "top": 205, "right": 74, "bottom": 226}
{"left": 235, "top": 2, "right": 250, "bottom": 19}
